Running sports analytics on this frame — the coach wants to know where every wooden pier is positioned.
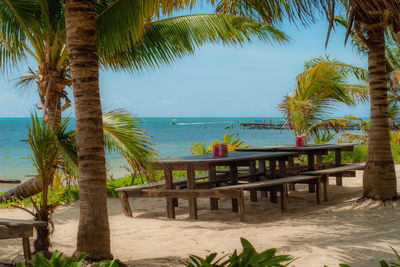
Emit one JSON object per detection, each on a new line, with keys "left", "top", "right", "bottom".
{"left": 240, "top": 120, "right": 364, "bottom": 130}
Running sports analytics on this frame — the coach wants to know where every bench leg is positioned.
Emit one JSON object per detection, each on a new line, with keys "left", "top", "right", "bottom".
{"left": 238, "top": 190, "right": 245, "bottom": 222}
{"left": 167, "top": 199, "right": 176, "bottom": 219}
{"left": 280, "top": 185, "right": 288, "bottom": 212}
{"left": 188, "top": 198, "right": 198, "bottom": 219}
{"left": 323, "top": 174, "right": 329, "bottom": 202}
{"left": 119, "top": 192, "right": 133, "bottom": 217}
{"left": 22, "top": 237, "right": 31, "bottom": 262}
{"left": 315, "top": 178, "right": 321, "bottom": 204}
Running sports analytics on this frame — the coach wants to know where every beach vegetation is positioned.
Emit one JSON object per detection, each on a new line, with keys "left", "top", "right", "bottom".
{"left": 16, "top": 250, "right": 117, "bottom": 267}
{"left": 278, "top": 60, "right": 365, "bottom": 138}
{"left": 182, "top": 237, "right": 293, "bottom": 267}
{"left": 191, "top": 133, "right": 248, "bottom": 155}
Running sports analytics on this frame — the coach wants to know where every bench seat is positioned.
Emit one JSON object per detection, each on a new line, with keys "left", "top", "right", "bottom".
{"left": 0, "top": 219, "right": 46, "bottom": 262}
{"left": 300, "top": 162, "right": 366, "bottom": 175}
{"left": 216, "top": 175, "right": 323, "bottom": 213}
{"left": 116, "top": 172, "right": 226, "bottom": 192}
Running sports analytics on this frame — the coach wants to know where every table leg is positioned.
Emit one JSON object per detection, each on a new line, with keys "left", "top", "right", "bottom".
{"left": 269, "top": 160, "right": 278, "bottom": 203}
{"left": 164, "top": 165, "right": 175, "bottom": 219}
{"left": 258, "top": 160, "right": 268, "bottom": 197}
{"left": 22, "top": 237, "right": 31, "bottom": 262}
{"left": 335, "top": 149, "right": 343, "bottom": 186}
{"left": 259, "top": 160, "right": 266, "bottom": 177}
{"left": 278, "top": 159, "right": 286, "bottom": 177}
{"left": 229, "top": 164, "right": 239, "bottom": 212}
{"left": 288, "top": 155, "right": 295, "bottom": 191}
{"left": 249, "top": 160, "right": 257, "bottom": 202}
{"left": 307, "top": 152, "right": 316, "bottom": 193}
{"left": 208, "top": 163, "right": 219, "bottom": 210}
{"left": 187, "top": 163, "right": 198, "bottom": 219}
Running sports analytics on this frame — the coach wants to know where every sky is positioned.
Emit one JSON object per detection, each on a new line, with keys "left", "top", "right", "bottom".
{"left": 0, "top": 9, "right": 370, "bottom": 118}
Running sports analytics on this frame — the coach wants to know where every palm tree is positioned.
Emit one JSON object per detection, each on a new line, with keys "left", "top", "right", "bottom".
{"left": 278, "top": 60, "right": 363, "bottom": 138}
{"left": 63, "top": 0, "right": 111, "bottom": 259}
{"left": 219, "top": 0, "right": 400, "bottom": 200}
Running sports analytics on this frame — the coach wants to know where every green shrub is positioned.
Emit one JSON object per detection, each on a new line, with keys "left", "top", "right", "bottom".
{"left": 182, "top": 238, "right": 293, "bottom": 267}
{"left": 16, "top": 250, "right": 117, "bottom": 267}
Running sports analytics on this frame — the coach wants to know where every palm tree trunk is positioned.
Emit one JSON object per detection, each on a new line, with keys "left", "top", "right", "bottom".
{"left": 363, "top": 26, "right": 397, "bottom": 200}
{"left": 0, "top": 177, "right": 42, "bottom": 203}
{"left": 63, "top": 0, "right": 112, "bottom": 260}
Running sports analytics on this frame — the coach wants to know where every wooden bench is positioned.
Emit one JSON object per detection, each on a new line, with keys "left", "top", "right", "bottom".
{"left": 301, "top": 162, "right": 366, "bottom": 201}
{"left": 117, "top": 173, "right": 231, "bottom": 218}
{"left": 0, "top": 219, "right": 47, "bottom": 262}
{"left": 216, "top": 174, "right": 323, "bottom": 213}
{"left": 119, "top": 188, "right": 245, "bottom": 221}
{"left": 119, "top": 172, "right": 229, "bottom": 192}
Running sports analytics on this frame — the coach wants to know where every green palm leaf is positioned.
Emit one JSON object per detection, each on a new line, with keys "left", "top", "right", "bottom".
{"left": 102, "top": 110, "right": 158, "bottom": 179}
{"left": 96, "top": 0, "right": 196, "bottom": 55}
{"left": 100, "top": 14, "right": 289, "bottom": 72}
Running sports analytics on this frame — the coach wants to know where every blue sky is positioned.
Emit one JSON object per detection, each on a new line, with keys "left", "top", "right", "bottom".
{"left": 0, "top": 11, "right": 370, "bottom": 118}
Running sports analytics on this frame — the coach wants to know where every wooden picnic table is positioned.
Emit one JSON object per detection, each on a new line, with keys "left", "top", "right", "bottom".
{"left": 157, "top": 151, "right": 298, "bottom": 219}
{"left": 236, "top": 143, "right": 355, "bottom": 190}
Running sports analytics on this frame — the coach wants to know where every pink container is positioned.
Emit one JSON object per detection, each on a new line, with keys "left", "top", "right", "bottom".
{"left": 213, "top": 144, "right": 228, "bottom": 157}
{"left": 296, "top": 135, "right": 307, "bottom": 146}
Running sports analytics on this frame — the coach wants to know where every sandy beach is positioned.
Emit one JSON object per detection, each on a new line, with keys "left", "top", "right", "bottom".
{"left": 1, "top": 168, "right": 400, "bottom": 267}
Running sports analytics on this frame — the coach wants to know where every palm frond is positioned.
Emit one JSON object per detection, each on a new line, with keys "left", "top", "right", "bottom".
{"left": 102, "top": 110, "right": 158, "bottom": 178}
{"left": 100, "top": 14, "right": 288, "bottom": 72}
{"left": 215, "top": 0, "right": 317, "bottom": 26}
{"left": 305, "top": 56, "right": 368, "bottom": 83}
{"left": 96, "top": 0, "right": 195, "bottom": 55}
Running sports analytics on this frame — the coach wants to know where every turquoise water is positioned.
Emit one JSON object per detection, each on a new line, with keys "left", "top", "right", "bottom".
{"left": 0, "top": 117, "right": 294, "bottom": 181}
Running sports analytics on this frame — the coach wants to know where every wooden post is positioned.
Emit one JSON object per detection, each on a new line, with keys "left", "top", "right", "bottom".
{"left": 249, "top": 160, "right": 257, "bottom": 202}
{"left": 315, "top": 178, "right": 321, "bottom": 204}
{"left": 269, "top": 160, "right": 277, "bottom": 203}
{"left": 307, "top": 152, "right": 316, "bottom": 193}
{"left": 335, "top": 149, "right": 343, "bottom": 186}
{"left": 119, "top": 192, "right": 132, "bottom": 217}
{"left": 22, "top": 237, "right": 31, "bottom": 262}
{"left": 229, "top": 164, "right": 239, "bottom": 212}
{"left": 322, "top": 174, "right": 329, "bottom": 202}
{"left": 208, "top": 163, "right": 218, "bottom": 210}
{"left": 187, "top": 163, "right": 198, "bottom": 219}
{"left": 238, "top": 189, "right": 245, "bottom": 222}
{"left": 259, "top": 159, "right": 266, "bottom": 176}
{"left": 280, "top": 184, "right": 288, "bottom": 212}
{"left": 278, "top": 159, "right": 286, "bottom": 177}
{"left": 164, "top": 165, "right": 175, "bottom": 219}
{"left": 288, "top": 155, "right": 295, "bottom": 191}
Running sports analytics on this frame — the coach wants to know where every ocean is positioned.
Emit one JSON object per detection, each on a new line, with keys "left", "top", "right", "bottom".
{"left": 0, "top": 117, "right": 295, "bottom": 182}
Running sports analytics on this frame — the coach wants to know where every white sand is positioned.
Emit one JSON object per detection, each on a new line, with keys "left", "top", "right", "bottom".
{"left": 1, "top": 168, "right": 400, "bottom": 267}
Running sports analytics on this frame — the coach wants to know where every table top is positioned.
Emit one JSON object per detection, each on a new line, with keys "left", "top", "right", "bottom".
{"left": 236, "top": 143, "right": 355, "bottom": 152}
{"left": 158, "top": 151, "right": 298, "bottom": 165}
